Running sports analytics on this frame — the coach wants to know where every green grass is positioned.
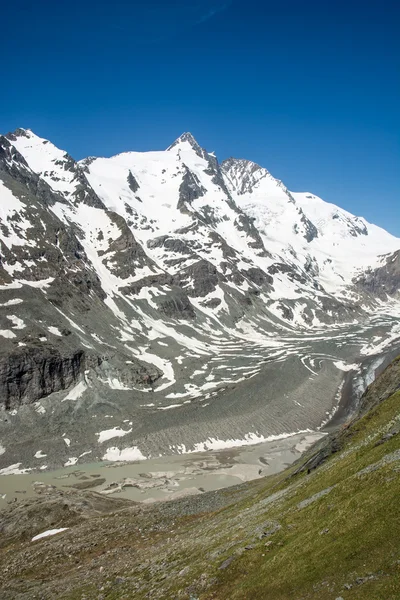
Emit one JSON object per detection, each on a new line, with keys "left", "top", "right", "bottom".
{"left": 1, "top": 369, "right": 399, "bottom": 600}
{"left": 200, "top": 391, "right": 400, "bottom": 600}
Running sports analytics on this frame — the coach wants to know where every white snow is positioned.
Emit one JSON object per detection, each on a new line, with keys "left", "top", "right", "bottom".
{"left": 64, "top": 457, "right": 78, "bottom": 467}
{"left": 20, "top": 277, "right": 54, "bottom": 289}
{"left": 101, "top": 377, "right": 131, "bottom": 391}
{"left": 79, "top": 450, "right": 92, "bottom": 458}
{"left": 0, "top": 181, "right": 34, "bottom": 248}
{"left": 6, "top": 315, "right": 25, "bottom": 329}
{"left": 0, "top": 463, "right": 32, "bottom": 475}
{"left": 183, "top": 430, "right": 315, "bottom": 454}
{"left": 63, "top": 380, "right": 87, "bottom": 401}
{"left": 96, "top": 427, "right": 132, "bottom": 443}
{"left": 359, "top": 321, "right": 400, "bottom": 356}
{"left": 34, "top": 450, "right": 47, "bottom": 459}
{"left": 0, "top": 298, "right": 23, "bottom": 307}
{"left": 0, "top": 330, "right": 16, "bottom": 339}
{"left": 34, "top": 402, "right": 46, "bottom": 414}
{"left": 31, "top": 528, "right": 69, "bottom": 542}
{"left": 11, "top": 129, "right": 80, "bottom": 196}
{"left": 125, "top": 343, "right": 176, "bottom": 391}
{"left": 102, "top": 446, "right": 147, "bottom": 462}
{"left": 48, "top": 326, "right": 62, "bottom": 336}
{"left": 333, "top": 361, "right": 360, "bottom": 372}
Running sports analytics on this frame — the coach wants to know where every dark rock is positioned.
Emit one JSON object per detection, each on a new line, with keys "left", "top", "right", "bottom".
{"left": 201, "top": 297, "right": 221, "bottom": 309}
{"left": 127, "top": 170, "right": 140, "bottom": 194}
{"left": 153, "top": 290, "right": 196, "bottom": 320}
{"left": 100, "top": 211, "right": 158, "bottom": 280}
{"left": 175, "top": 260, "right": 220, "bottom": 298}
{"left": 355, "top": 250, "right": 400, "bottom": 298}
{"left": 147, "top": 235, "right": 192, "bottom": 256}
{"left": 255, "top": 520, "right": 281, "bottom": 539}
{"left": 219, "top": 556, "right": 234, "bottom": 570}
{"left": 0, "top": 345, "right": 86, "bottom": 409}
{"left": 297, "top": 207, "right": 318, "bottom": 242}
{"left": 68, "top": 478, "right": 106, "bottom": 490}
{"left": 177, "top": 166, "right": 207, "bottom": 211}
{"left": 220, "top": 158, "right": 267, "bottom": 196}
{"left": 234, "top": 213, "right": 270, "bottom": 256}
{"left": 244, "top": 267, "right": 273, "bottom": 288}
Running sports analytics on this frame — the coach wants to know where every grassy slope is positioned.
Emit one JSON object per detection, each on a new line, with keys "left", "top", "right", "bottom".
{"left": 204, "top": 388, "right": 400, "bottom": 600}
{"left": 1, "top": 359, "right": 399, "bottom": 600}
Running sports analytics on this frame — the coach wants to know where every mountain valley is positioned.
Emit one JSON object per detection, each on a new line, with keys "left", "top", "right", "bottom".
{"left": 0, "top": 128, "right": 399, "bottom": 475}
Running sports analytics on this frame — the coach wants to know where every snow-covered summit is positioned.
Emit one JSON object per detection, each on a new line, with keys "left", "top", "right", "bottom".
{"left": 167, "top": 131, "right": 203, "bottom": 154}
{"left": 2, "top": 126, "right": 400, "bottom": 327}
{"left": 6, "top": 128, "right": 77, "bottom": 195}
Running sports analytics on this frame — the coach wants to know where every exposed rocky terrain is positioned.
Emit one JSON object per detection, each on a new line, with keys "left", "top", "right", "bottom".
{"left": 0, "top": 354, "right": 399, "bottom": 599}
{"left": 0, "top": 128, "right": 399, "bottom": 471}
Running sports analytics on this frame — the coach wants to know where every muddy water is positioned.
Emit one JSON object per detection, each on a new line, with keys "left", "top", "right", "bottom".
{"left": 0, "top": 431, "right": 324, "bottom": 508}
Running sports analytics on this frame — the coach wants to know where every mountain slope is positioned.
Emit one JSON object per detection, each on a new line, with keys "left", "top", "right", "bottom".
{"left": 1, "top": 355, "right": 399, "bottom": 599}
{"left": 222, "top": 156, "right": 400, "bottom": 296}
{"left": 0, "top": 127, "right": 399, "bottom": 472}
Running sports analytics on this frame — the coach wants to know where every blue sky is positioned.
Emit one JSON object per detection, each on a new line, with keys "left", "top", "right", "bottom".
{"left": 1, "top": 0, "right": 399, "bottom": 235}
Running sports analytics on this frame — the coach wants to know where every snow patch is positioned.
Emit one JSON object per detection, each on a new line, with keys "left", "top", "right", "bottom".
{"left": 96, "top": 427, "right": 132, "bottom": 444}
{"left": 333, "top": 361, "right": 360, "bottom": 372}
{"left": 0, "top": 298, "right": 23, "bottom": 307}
{"left": 0, "top": 463, "right": 32, "bottom": 475}
{"left": 48, "top": 326, "right": 62, "bottom": 336}
{"left": 0, "top": 330, "right": 16, "bottom": 339}
{"left": 32, "top": 528, "right": 69, "bottom": 542}
{"left": 102, "top": 446, "right": 147, "bottom": 462}
{"left": 63, "top": 380, "right": 87, "bottom": 401}
{"left": 6, "top": 315, "right": 25, "bottom": 329}
{"left": 34, "top": 450, "right": 47, "bottom": 459}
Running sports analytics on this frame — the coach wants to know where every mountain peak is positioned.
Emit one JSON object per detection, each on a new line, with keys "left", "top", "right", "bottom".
{"left": 167, "top": 132, "right": 204, "bottom": 156}
{"left": 6, "top": 127, "right": 32, "bottom": 141}
{"left": 6, "top": 128, "right": 49, "bottom": 149}
{"left": 14, "top": 127, "right": 30, "bottom": 136}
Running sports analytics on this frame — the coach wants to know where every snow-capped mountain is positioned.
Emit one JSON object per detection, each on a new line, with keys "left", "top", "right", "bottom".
{"left": 0, "top": 127, "right": 399, "bottom": 472}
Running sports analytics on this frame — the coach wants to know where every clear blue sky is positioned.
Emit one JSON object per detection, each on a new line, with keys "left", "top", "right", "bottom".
{"left": 2, "top": 0, "right": 399, "bottom": 235}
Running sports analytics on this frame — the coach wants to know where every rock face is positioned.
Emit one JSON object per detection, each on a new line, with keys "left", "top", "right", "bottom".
{"left": 178, "top": 166, "right": 207, "bottom": 211}
{"left": 355, "top": 250, "right": 400, "bottom": 298}
{"left": 0, "top": 127, "right": 399, "bottom": 470}
{"left": 0, "top": 345, "right": 85, "bottom": 409}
